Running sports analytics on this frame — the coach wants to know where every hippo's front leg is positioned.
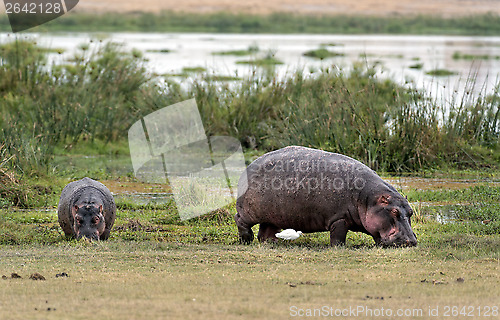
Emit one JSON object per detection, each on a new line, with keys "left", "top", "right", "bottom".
{"left": 329, "top": 219, "right": 348, "bottom": 246}
{"left": 100, "top": 228, "right": 111, "bottom": 240}
{"left": 235, "top": 212, "right": 255, "bottom": 244}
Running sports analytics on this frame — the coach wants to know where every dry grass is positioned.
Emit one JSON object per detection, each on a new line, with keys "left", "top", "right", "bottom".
{"left": 70, "top": 0, "right": 500, "bottom": 16}
{"left": 0, "top": 242, "right": 498, "bottom": 320}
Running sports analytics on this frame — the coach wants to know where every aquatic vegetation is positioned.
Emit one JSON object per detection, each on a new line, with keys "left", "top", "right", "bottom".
{"left": 426, "top": 68, "right": 458, "bottom": 76}
{"left": 452, "top": 51, "right": 500, "bottom": 60}
{"left": 182, "top": 66, "right": 206, "bottom": 73}
{"left": 146, "top": 48, "right": 172, "bottom": 53}
{"left": 302, "top": 48, "right": 344, "bottom": 60}
{"left": 212, "top": 44, "right": 259, "bottom": 56}
{"left": 409, "top": 63, "right": 424, "bottom": 69}
{"left": 236, "top": 50, "right": 283, "bottom": 66}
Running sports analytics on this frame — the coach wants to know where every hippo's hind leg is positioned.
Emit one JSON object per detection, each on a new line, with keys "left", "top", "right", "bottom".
{"left": 329, "top": 219, "right": 348, "bottom": 246}
{"left": 234, "top": 212, "right": 254, "bottom": 244}
{"left": 257, "top": 223, "right": 280, "bottom": 243}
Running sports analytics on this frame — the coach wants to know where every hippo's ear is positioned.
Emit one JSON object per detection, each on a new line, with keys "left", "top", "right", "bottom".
{"left": 378, "top": 195, "right": 391, "bottom": 206}
{"left": 72, "top": 205, "right": 79, "bottom": 218}
{"left": 98, "top": 204, "right": 103, "bottom": 214}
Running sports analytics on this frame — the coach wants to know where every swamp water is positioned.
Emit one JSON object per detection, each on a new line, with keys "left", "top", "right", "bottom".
{"left": 2, "top": 32, "right": 500, "bottom": 102}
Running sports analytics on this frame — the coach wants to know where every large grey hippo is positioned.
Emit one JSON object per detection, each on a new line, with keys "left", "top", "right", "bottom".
{"left": 58, "top": 177, "right": 116, "bottom": 240}
{"left": 235, "top": 146, "right": 417, "bottom": 247}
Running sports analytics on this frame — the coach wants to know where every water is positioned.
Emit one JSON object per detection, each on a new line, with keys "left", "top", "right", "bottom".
{"left": 2, "top": 32, "right": 500, "bottom": 102}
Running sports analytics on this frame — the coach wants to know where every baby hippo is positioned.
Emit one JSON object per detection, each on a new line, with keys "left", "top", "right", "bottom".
{"left": 58, "top": 177, "right": 116, "bottom": 240}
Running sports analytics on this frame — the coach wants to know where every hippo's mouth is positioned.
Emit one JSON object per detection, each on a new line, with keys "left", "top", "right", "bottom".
{"left": 377, "top": 236, "right": 417, "bottom": 247}
{"left": 76, "top": 232, "right": 100, "bottom": 241}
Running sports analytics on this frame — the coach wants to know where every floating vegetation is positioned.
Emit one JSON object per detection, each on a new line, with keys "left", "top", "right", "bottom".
{"left": 303, "top": 48, "right": 344, "bottom": 60}
{"left": 452, "top": 51, "right": 500, "bottom": 60}
{"left": 236, "top": 57, "right": 283, "bottom": 66}
{"left": 409, "top": 63, "right": 424, "bottom": 69}
{"left": 319, "top": 42, "right": 344, "bottom": 47}
{"left": 146, "top": 49, "right": 172, "bottom": 53}
{"left": 359, "top": 53, "right": 403, "bottom": 59}
{"left": 426, "top": 68, "right": 458, "bottom": 76}
{"left": 236, "top": 50, "right": 283, "bottom": 66}
{"left": 182, "top": 66, "right": 206, "bottom": 73}
{"left": 163, "top": 67, "right": 208, "bottom": 77}
{"left": 359, "top": 53, "right": 373, "bottom": 59}
{"left": 212, "top": 44, "right": 259, "bottom": 56}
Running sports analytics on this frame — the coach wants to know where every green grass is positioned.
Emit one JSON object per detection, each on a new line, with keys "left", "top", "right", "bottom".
{"left": 1, "top": 148, "right": 499, "bottom": 318}
{"left": 2, "top": 12, "right": 500, "bottom": 35}
{"left": 1, "top": 182, "right": 498, "bottom": 246}
{"left": 302, "top": 48, "right": 344, "bottom": 60}
{"left": 0, "top": 182, "right": 499, "bottom": 319}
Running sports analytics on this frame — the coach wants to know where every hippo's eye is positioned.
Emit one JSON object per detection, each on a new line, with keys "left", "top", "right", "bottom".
{"left": 391, "top": 208, "right": 400, "bottom": 218}
{"left": 75, "top": 217, "right": 83, "bottom": 225}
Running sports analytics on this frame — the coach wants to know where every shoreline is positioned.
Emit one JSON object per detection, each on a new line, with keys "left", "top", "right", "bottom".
{"left": 66, "top": 0, "right": 500, "bottom": 17}
{"left": 1, "top": 12, "right": 500, "bottom": 35}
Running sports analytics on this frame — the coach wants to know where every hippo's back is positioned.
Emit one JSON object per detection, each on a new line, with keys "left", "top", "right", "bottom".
{"left": 237, "top": 145, "right": 377, "bottom": 196}
{"left": 236, "top": 146, "right": 383, "bottom": 230}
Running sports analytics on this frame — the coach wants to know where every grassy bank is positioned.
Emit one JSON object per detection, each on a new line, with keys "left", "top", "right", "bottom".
{"left": 0, "top": 181, "right": 499, "bottom": 319}
{"left": 1, "top": 12, "right": 500, "bottom": 35}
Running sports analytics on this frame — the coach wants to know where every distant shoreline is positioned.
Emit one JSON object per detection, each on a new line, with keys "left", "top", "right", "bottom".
{"left": 67, "top": 0, "right": 500, "bottom": 17}
{"left": 1, "top": 12, "right": 499, "bottom": 36}
{"left": 1, "top": 0, "right": 500, "bottom": 16}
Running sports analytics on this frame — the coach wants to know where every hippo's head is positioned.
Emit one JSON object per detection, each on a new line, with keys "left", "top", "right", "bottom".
{"left": 361, "top": 194, "right": 417, "bottom": 247}
{"left": 72, "top": 204, "right": 105, "bottom": 241}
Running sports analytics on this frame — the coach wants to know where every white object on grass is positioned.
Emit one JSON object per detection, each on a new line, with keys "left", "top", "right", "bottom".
{"left": 275, "top": 229, "right": 303, "bottom": 240}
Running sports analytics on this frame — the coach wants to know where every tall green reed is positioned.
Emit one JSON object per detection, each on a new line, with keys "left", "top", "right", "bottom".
{"left": 177, "top": 63, "right": 498, "bottom": 171}
{"left": 0, "top": 39, "right": 153, "bottom": 174}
